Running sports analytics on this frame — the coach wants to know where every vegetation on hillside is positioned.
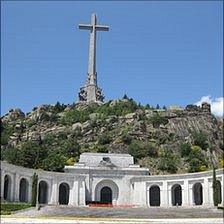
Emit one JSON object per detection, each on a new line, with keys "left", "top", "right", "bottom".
{"left": 1, "top": 98, "right": 223, "bottom": 174}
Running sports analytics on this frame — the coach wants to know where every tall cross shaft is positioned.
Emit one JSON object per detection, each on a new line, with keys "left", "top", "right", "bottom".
{"left": 79, "top": 13, "right": 109, "bottom": 85}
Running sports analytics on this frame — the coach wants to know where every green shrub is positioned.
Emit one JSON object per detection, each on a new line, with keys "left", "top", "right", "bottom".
{"left": 96, "top": 145, "right": 108, "bottom": 153}
{"left": 66, "top": 157, "right": 76, "bottom": 166}
{"left": 192, "top": 131, "right": 209, "bottom": 150}
{"left": 128, "top": 140, "right": 148, "bottom": 159}
{"left": 128, "top": 140, "right": 159, "bottom": 159}
{"left": 187, "top": 146, "right": 208, "bottom": 172}
{"left": 158, "top": 149, "right": 179, "bottom": 173}
{"left": 42, "top": 152, "right": 66, "bottom": 172}
{"left": 3, "top": 147, "right": 24, "bottom": 166}
{"left": 98, "top": 133, "right": 112, "bottom": 145}
{"left": 121, "top": 133, "right": 132, "bottom": 145}
{"left": 180, "top": 143, "right": 191, "bottom": 157}
{"left": 149, "top": 113, "right": 168, "bottom": 128}
{"left": 43, "top": 133, "right": 56, "bottom": 145}
{"left": 18, "top": 141, "right": 46, "bottom": 169}
{"left": 1, "top": 125, "right": 14, "bottom": 145}
{"left": 53, "top": 102, "right": 66, "bottom": 113}
{"left": 147, "top": 143, "right": 158, "bottom": 157}
{"left": 212, "top": 167, "right": 219, "bottom": 206}
{"left": 60, "top": 109, "right": 89, "bottom": 125}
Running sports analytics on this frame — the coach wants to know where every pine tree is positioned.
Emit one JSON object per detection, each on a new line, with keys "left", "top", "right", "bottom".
{"left": 212, "top": 167, "right": 219, "bottom": 206}
{"left": 122, "top": 94, "right": 129, "bottom": 100}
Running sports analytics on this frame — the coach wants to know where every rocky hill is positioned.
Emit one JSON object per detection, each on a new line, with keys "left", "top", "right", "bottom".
{"left": 1, "top": 98, "right": 223, "bottom": 174}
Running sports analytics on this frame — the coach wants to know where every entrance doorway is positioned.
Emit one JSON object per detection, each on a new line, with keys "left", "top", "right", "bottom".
{"left": 3, "top": 175, "right": 11, "bottom": 201}
{"left": 171, "top": 184, "right": 182, "bottom": 206}
{"left": 149, "top": 185, "right": 160, "bottom": 206}
{"left": 59, "top": 183, "right": 70, "bottom": 205}
{"left": 19, "top": 178, "right": 29, "bottom": 202}
{"left": 193, "top": 183, "right": 203, "bottom": 205}
{"left": 38, "top": 181, "right": 48, "bottom": 204}
{"left": 100, "top": 186, "right": 112, "bottom": 203}
{"left": 217, "top": 180, "right": 222, "bottom": 204}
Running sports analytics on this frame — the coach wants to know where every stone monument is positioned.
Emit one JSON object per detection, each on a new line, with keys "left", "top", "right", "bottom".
{"left": 77, "top": 13, "right": 109, "bottom": 104}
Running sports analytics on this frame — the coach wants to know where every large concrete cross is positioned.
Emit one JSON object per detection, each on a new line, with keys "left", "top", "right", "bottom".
{"left": 79, "top": 13, "right": 109, "bottom": 85}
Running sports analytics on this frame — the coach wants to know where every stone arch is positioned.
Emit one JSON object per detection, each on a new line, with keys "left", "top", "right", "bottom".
{"left": 59, "top": 182, "right": 70, "bottom": 205}
{"left": 3, "top": 175, "right": 12, "bottom": 201}
{"left": 95, "top": 180, "right": 119, "bottom": 205}
{"left": 193, "top": 182, "right": 203, "bottom": 205}
{"left": 19, "top": 178, "right": 29, "bottom": 202}
{"left": 149, "top": 185, "right": 160, "bottom": 206}
{"left": 38, "top": 180, "right": 48, "bottom": 204}
{"left": 171, "top": 184, "right": 182, "bottom": 206}
{"left": 216, "top": 180, "right": 222, "bottom": 204}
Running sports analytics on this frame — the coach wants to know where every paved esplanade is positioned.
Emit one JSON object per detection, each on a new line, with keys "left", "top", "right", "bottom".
{"left": 4, "top": 206, "right": 224, "bottom": 224}
{"left": 78, "top": 13, "right": 109, "bottom": 103}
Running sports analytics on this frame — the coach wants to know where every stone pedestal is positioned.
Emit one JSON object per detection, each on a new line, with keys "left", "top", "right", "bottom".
{"left": 78, "top": 84, "right": 104, "bottom": 103}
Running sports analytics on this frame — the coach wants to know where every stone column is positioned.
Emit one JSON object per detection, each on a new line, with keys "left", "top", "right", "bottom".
{"left": 131, "top": 182, "right": 137, "bottom": 206}
{"left": 161, "top": 181, "right": 168, "bottom": 207}
{"left": 221, "top": 178, "right": 224, "bottom": 206}
{"left": 203, "top": 178, "right": 209, "bottom": 206}
{"left": 189, "top": 184, "right": 194, "bottom": 206}
{"left": 50, "top": 179, "right": 58, "bottom": 205}
{"left": 1, "top": 170, "right": 5, "bottom": 199}
{"left": 132, "top": 182, "right": 143, "bottom": 206}
{"left": 28, "top": 178, "right": 32, "bottom": 203}
{"left": 182, "top": 180, "right": 189, "bottom": 206}
{"left": 130, "top": 182, "right": 134, "bottom": 206}
{"left": 208, "top": 180, "right": 213, "bottom": 205}
{"left": 133, "top": 182, "right": 146, "bottom": 207}
{"left": 14, "top": 173, "right": 20, "bottom": 202}
{"left": 146, "top": 187, "right": 149, "bottom": 207}
{"left": 69, "top": 180, "right": 78, "bottom": 206}
{"left": 79, "top": 180, "right": 86, "bottom": 206}
{"left": 167, "top": 184, "right": 172, "bottom": 207}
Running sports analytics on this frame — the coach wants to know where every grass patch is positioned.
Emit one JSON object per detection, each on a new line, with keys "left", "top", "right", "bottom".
{"left": 0, "top": 202, "right": 32, "bottom": 215}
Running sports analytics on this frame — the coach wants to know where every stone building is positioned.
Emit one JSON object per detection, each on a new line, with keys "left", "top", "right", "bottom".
{"left": 1, "top": 153, "right": 223, "bottom": 207}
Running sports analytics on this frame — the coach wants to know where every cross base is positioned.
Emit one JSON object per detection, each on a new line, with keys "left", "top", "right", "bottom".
{"left": 78, "top": 84, "right": 104, "bottom": 104}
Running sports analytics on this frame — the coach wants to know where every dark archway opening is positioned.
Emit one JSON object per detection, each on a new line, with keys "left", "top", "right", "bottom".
{"left": 3, "top": 175, "right": 11, "bottom": 201}
{"left": 193, "top": 183, "right": 203, "bottom": 205}
{"left": 172, "top": 184, "right": 182, "bottom": 206}
{"left": 59, "top": 183, "right": 70, "bottom": 205}
{"left": 100, "top": 186, "right": 112, "bottom": 204}
{"left": 38, "top": 181, "right": 48, "bottom": 204}
{"left": 19, "top": 178, "right": 29, "bottom": 202}
{"left": 149, "top": 185, "right": 160, "bottom": 206}
{"left": 217, "top": 180, "right": 222, "bottom": 204}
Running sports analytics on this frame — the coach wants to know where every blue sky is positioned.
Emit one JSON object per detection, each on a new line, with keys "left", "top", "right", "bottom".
{"left": 1, "top": 1, "right": 223, "bottom": 115}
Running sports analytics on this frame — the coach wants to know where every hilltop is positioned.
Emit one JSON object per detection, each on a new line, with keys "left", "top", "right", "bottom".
{"left": 1, "top": 98, "right": 223, "bottom": 174}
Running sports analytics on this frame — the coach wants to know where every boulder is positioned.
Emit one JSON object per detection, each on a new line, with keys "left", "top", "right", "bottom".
{"left": 2, "top": 108, "right": 25, "bottom": 122}
{"left": 72, "top": 122, "right": 82, "bottom": 131}
{"left": 89, "top": 113, "right": 99, "bottom": 120}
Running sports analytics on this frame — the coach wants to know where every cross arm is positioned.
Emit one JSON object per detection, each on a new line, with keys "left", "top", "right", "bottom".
{"left": 78, "top": 24, "right": 92, "bottom": 30}
{"left": 96, "top": 25, "right": 109, "bottom": 31}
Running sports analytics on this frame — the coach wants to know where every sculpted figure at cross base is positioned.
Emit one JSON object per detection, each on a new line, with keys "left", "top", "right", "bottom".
{"left": 77, "top": 13, "right": 109, "bottom": 104}
{"left": 78, "top": 88, "right": 87, "bottom": 101}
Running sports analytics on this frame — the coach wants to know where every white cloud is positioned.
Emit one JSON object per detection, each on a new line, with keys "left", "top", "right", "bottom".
{"left": 195, "top": 95, "right": 223, "bottom": 117}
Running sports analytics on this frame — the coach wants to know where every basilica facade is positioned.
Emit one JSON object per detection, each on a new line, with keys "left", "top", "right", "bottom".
{"left": 1, "top": 153, "right": 223, "bottom": 207}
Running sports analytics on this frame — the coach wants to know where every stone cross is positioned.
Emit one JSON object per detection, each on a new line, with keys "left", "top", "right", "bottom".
{"left": 79, "top": 13, "right": 109, "bottom": 86}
